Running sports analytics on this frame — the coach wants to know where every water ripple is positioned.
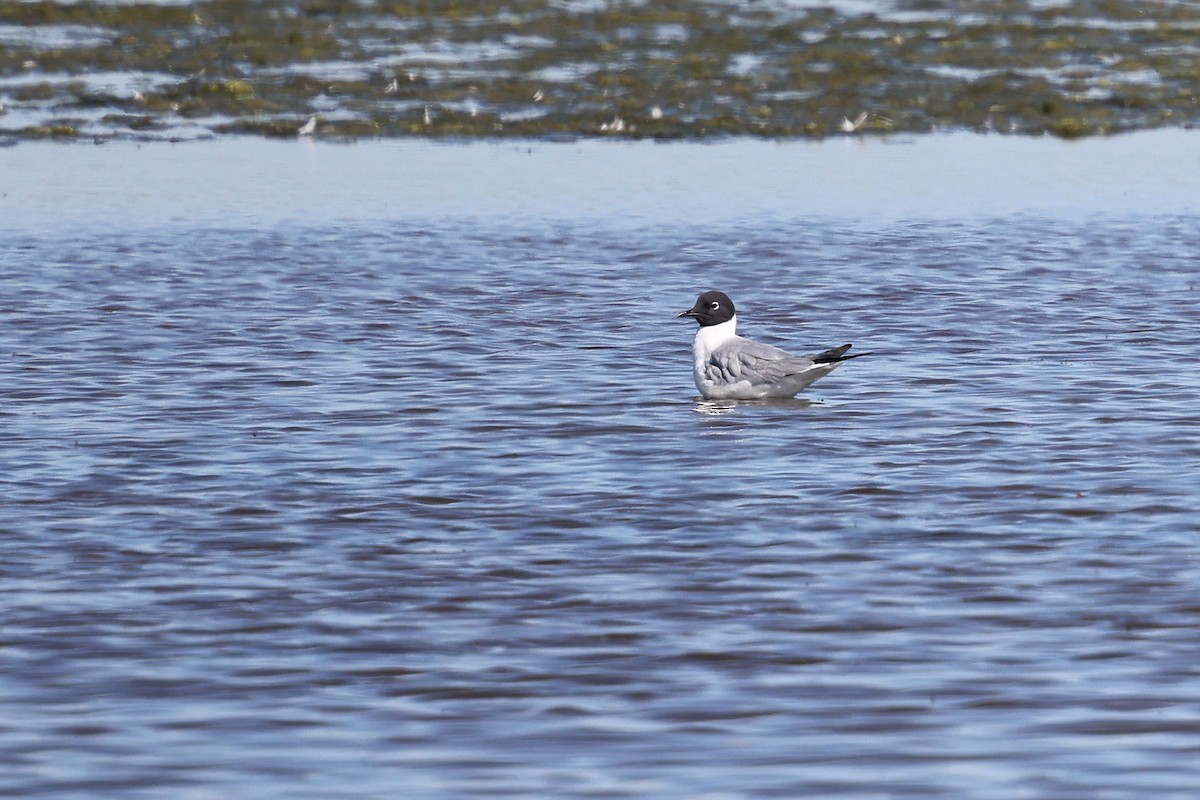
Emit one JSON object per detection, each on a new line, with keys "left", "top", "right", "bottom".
{"left": 3, "top": 215, "right": 1200, "bottom": 798}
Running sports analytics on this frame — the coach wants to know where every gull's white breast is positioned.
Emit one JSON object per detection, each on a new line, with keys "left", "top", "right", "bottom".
{"left": 692, "top": 316, "right": 739, "bottom": 395}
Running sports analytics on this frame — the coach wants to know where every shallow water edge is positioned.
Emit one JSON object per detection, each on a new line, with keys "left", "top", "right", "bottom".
{"left": 3, "top": 129, "right": 1200, "bottom": 235}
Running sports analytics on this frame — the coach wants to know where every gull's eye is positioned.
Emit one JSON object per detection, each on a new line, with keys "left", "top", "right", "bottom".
{"left": 709, "top": 301, "right": 720, "bottom": 310}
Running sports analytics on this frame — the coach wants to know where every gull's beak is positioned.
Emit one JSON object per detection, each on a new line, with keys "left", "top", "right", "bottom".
{"left": 678, "top": 308, "right": 699, "bottom": 318}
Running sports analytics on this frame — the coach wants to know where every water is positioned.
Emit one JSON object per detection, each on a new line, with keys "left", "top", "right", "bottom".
{"left": 4, "top": 134, "right": 1200, "bottom": 798}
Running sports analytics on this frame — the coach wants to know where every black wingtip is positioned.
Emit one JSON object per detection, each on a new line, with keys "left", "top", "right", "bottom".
{"left": 813, "top": 344, "right": 871, "bottom": 364}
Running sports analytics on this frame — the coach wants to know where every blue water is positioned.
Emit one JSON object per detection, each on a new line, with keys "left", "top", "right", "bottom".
{"left": 3, "top": 137, "right": 1200, "bottom": 798}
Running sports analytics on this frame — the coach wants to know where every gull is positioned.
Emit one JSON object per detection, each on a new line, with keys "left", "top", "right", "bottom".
{"left": 842, "top": 111, "right": 869, "bottom": 132}
{"left": 679, "top": 290, "right": 868, "bottom": 400}
{"left": 600, "top": 115, "right": 625, "bottom": 133}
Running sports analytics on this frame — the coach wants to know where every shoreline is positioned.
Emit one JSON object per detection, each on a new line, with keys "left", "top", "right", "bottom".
{"left": 3, "top": 0, "right": 1199, "bottom": 143}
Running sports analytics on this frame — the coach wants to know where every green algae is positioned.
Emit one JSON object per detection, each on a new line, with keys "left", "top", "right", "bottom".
{"left": 1, "top": 0, "right": 1199, "bottom": 142}
{"left": 22, "top": 122, "right": 80, "bottom": 138}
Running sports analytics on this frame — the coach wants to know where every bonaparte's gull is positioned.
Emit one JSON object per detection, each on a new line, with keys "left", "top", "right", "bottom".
{"left": 679, "top": 290, "right": 868, "bottom": 400}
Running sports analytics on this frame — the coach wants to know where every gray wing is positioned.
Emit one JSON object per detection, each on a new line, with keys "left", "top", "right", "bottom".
{"left": 706, "top": 338, "right": 824, "bottom": 386}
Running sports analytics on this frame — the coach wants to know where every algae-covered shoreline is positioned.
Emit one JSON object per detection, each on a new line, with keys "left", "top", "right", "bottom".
{"left": 1, "top": 0, "right": 1198, "bottom": 143}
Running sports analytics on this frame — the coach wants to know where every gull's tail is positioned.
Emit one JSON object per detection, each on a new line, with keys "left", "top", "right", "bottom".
{"left": 813, "top": 344, "right": 872, "bottom": 364}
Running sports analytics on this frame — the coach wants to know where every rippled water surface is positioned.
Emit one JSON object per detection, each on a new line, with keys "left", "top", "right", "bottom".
{"left": 4, "top": 135, "right": 1200, "bottom": 798}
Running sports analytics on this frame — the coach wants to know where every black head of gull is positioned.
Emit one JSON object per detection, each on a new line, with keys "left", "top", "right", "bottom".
{"left": 678, "top": 291, "right": 735, "bottom": 327}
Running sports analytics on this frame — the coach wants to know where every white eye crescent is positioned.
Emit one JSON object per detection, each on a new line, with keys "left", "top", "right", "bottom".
{"left": 709, "top": 301, "right": 720, "bottom": 310}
